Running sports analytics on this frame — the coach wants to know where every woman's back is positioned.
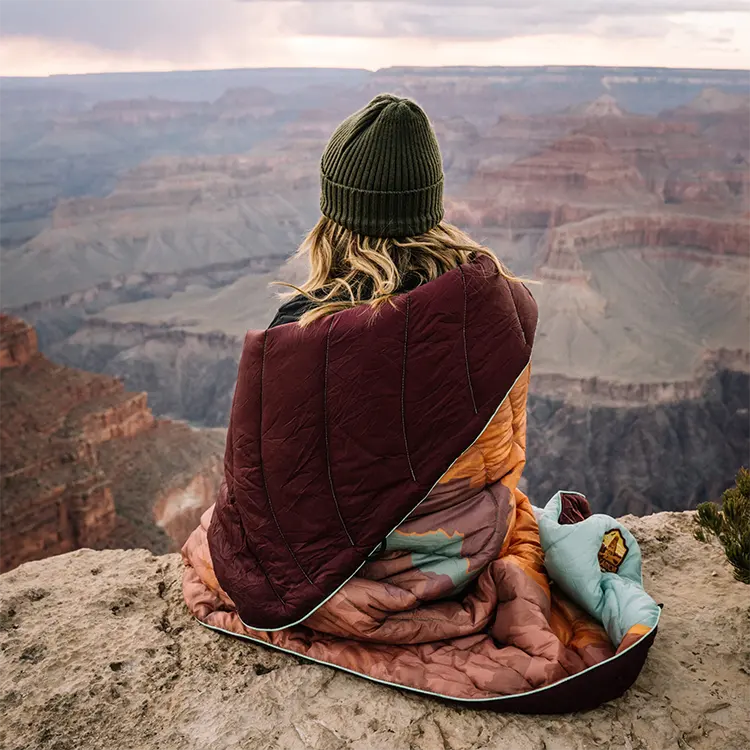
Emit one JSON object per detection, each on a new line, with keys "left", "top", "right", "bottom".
{"left": 208, "top": 253, "right": 536, "bottom": 629}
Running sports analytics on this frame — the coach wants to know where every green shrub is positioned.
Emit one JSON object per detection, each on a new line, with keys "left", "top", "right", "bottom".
{"left": 695, "top": 467, "right": 750, "bottom": 584}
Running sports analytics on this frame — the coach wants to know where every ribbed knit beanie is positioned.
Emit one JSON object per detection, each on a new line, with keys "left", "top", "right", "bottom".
{"left": 320, "top": 93, "right": 444, "bottom": 238}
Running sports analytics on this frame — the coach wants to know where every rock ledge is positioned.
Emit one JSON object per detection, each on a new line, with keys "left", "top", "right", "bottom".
{"left": 1, "top": 511, "right": 748, "bottom": 750}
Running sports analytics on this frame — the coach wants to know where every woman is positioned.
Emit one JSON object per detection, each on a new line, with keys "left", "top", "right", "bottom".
{"left": 182, "top": 94, "right": 659, "bottom": 712}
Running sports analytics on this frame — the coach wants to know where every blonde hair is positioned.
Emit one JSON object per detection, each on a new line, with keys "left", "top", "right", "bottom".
{"left": 276, "top": 216, "right": 519, "bottom": 326}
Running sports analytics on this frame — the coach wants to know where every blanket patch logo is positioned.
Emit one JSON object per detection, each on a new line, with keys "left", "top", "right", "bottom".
{"left": 599, "top": 529, "right": 628, "bottom": 573}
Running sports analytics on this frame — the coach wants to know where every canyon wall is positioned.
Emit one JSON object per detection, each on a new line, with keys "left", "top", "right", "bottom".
{"left": 526, "top": 369, "right": 749, "bottom": 516}
{"left": 0, "top": 315, "right": 225, "bottom": 572}
{"left": 0, "top": 315, "right": 38, "bottom": 368}
{"left": 0, "top": 150, "right": 318, "bottom": 308}
{"left": 542, "top": 212, "right": 750, "bottom": 274}
{"left": 531, "top": 349, "right": 750, "bottom": 405}
{"left": 151, "top": 460, "right": 225, "bottom": 548}
{"left": 479, "top": 133, "right": 646, "bottom": 193}
{"left": 47, "top": 320, "right": 243, "bottom": 426}
{"left": 445, "top": 197, "right": 600, "bottom": 240}
{"left": 0, "top": 315, "right": 120, "bottom": 571}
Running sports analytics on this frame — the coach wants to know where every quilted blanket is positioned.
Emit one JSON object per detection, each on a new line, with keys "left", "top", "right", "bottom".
{"left": 182, "top": 256, "right": 659, "bottom": 712}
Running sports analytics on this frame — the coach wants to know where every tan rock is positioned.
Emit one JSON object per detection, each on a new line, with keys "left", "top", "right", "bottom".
{"left": 0, "top": 511, "right": 747, "bottom": 750}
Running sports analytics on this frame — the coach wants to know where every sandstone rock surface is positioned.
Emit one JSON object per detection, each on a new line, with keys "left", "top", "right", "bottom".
{"left": 480, "top": 133, "right": 646, "bottom": 195}
{"left": 0, "top": 315, "right": 225, "bottom": 572}
{"left": 542, "top": 212, "right": 750, "bottom": 272}
{"left": 0, "top": 512, "right": 748, "bottom": 750}
{"left": 0, "top": 315, "right": 38, "bottom": 368}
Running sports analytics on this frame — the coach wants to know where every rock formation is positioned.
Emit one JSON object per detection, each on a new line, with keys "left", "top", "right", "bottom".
{"left": 0, "top": 152, "right": 319, "bottom": 308}
{"left": 493, "top": 134, "right": 644, "bottom": 190}
{"left": 540, "top": 212, "right": 750, "bottom": 275}
{"left": 82, "top": 97, "right": 210, "bottom": 125}
{"left": 573, "top": 105, "right": 746, "bottom": 211}
{"left": 445, "top": 195, "right": 600, "bottom": 234}
{"left": 0, "top": 511, "right": 747, "bottom": 750}
{"left": 662, "top": 164, "right": 749, "bottom": 205}
{"left": 523, "top": 208, "right": 749, "bottom": 516}
{"left": 47, "top": 320, "right": 244, "bottom": 427}
{"left": 668, "top": 87, "right": 750, "bottom": 116}
{"left": 526, "top": 368, "right": 749, "bottom": 516}
{"left": 214, "top": 86, "right": 277, "bottom": 121}
{"left": 446, "top": 128, "right": 659, "bottom": 245}
{"left": 660, "top": 92, "right": 750, "bottom": 159}
{"left": 0, "top": 87, "right": 88, "bottom": 118}
{"left": 0, "top": 315, "right": 38, "bottom": 368}
{"left": 566, "top": 93, "right": 624, "bottom": 118}
{"left": 0, "top": 315, "right": 225, "bottom": 572}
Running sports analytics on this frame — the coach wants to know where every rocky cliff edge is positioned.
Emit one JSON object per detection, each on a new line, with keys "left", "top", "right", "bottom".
{"left": 0, "top": 512, "right": 748, "bottom": 750}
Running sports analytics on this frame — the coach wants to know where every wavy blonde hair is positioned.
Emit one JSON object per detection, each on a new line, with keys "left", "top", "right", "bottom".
{"left": 276, "top": 217, "right": 519, "bottom": 326}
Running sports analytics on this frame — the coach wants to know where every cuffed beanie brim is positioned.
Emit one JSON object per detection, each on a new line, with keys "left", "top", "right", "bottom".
{"left": 320, "top": 173, "right": 444, "bottom": 238}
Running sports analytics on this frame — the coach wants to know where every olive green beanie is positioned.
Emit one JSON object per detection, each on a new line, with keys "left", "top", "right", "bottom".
{"left": 320, "top": 93, "right": 444, "bottom": 238}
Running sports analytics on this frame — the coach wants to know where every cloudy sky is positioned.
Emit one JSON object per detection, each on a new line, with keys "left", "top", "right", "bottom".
{"left": 1, "top": 0, "right": 748, "bottom": 76}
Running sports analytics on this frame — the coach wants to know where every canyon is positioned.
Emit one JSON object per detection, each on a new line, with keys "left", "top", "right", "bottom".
{"left": 1, "top": 66, "right": 748, "bottom": 555}
{"left": 0, "top": 152, "right": 319, "bottom": 309}
{"left": 0, "top": 315, "right": 225, "bottom": 573}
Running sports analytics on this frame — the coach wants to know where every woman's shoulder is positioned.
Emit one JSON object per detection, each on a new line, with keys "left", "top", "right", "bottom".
{"left": 267, "top": 294, "right": 321, "bottom": 329}
{"left": 268, "top": 276, "right": 424, "bottom": 329}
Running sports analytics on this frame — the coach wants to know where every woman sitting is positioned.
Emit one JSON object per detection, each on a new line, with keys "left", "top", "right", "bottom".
{"left": 182, "top": 93, "right": 659, "bottom": 712}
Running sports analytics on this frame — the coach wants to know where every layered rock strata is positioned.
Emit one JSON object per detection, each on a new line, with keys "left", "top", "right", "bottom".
{"left": 540, "top": 212, "right": 750, "bottom": 277}
{"left": 0, "top": 315, "right": 224, "bottom": 572}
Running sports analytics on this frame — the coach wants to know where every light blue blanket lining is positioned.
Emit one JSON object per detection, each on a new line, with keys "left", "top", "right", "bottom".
{"left": 534, "top": 491, "right": 661, "bottom": 646}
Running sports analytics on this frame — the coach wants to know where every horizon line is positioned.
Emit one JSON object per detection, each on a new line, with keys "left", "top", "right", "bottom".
{"left": 3, "top": 62, "right": 749, "bottom": 80}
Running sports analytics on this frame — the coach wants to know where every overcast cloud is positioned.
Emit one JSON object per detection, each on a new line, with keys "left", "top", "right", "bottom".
{"left": 1, "top": 0, "right": 748, "bottom": 75}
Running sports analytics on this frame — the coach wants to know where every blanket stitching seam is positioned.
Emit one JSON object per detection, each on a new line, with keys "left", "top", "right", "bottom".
{"left": 506, "top": 276, "right": 528, "bottom": 348}
{"left": 458, "top": 265, "right": 478, "bottom": 415}
{"left": 231, "top": 497, "right": 287, "bottom": 607}
{"left": 225, "top": 456, "right": 286, "bottom": 607}
{"left": 259, "top": 328, "right": 316, "bottom": 589}
{"left": 324, "top": 316, "right": 356, "bottom": 547}
{"left": 401, "top": 294, "right": 417, "bottom": 483}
